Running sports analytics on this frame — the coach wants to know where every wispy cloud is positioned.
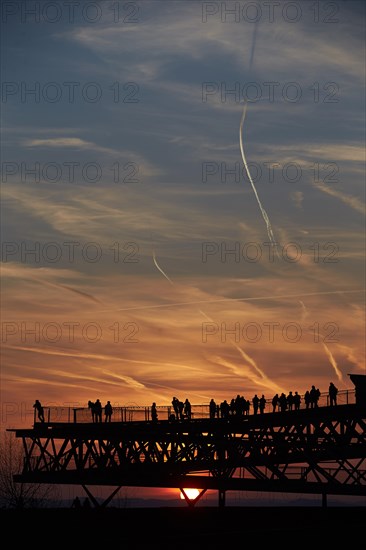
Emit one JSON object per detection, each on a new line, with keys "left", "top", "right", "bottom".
{"left": 312, "top": 183, "right": 365, "bottom": 215}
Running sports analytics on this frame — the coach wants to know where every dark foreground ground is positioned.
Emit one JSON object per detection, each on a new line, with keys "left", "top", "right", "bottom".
{"left": 1, "top": 506, "right": 364, "bottom": 547}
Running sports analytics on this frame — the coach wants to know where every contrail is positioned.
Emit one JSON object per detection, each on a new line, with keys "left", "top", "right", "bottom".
{"left": 248, "top": 18, "right": 259, "bottom": 71}
{"left": 302, "top": 300, "right": 344, "bottom": 383}
{"left": 152, "top": 250, "right": 174, "bottom": 286}
{"left": 313, "top": 181, "right": 365, "bottom": 215}
{"left": 151, "top": 254, "right": 354, "bottom": 391}
{"left": 232, "top": 341, "right": 284, "bottom": 393}
{"left": 10, "top": 274, "right": 104, "bottom": 305}
{"left": 98, "top": 289, "right": 364, "bottom": 313}
{"left": 232, "top": 341, "right": 269, "bottom": 380}
{"left": 199, "top": 310, "right": 282, "bottom": 392}
{"left": 53, "top": 283, "right": 103, "bottom": 304}
{"left": 299, "top": 300, "right": 308, "bottom": 321}
{"left": 322, "top": 342, "right": 343, "bottom": 383}
{"left": 161, "top": 272, "right": 281, "bottom": 390}
{"left": 239, "top": 21, "right": 280, "bottom": 257}
{"left": 240, "top": 103, "right": 280, "bottom": 257}
{"left": 198, "top": 309, "right": 211, "bottom": 322}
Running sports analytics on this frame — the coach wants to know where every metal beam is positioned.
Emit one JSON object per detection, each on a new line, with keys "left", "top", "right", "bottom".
{"left": 10, "top": 403, "right": 366, "bottom": 504}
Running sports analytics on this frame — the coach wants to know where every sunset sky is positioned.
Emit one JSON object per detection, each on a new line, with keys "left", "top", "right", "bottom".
{"left": 1, "top": 0, "right": 365, "bottom": 429}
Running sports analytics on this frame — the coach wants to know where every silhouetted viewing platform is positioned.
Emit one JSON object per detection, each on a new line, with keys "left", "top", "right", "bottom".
{"left": 29, "top": 387, "right": 357, "bottom": 425}
{"left": 9, "top": 375, "right": 366, "bottom": 508}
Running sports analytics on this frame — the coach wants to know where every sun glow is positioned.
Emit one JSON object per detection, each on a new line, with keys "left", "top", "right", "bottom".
{"left": 180, "top": 488, "right": 200, "bottom": 500}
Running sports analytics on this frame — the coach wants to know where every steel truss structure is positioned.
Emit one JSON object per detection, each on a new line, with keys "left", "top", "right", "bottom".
{"left": 11, "top": 404, "right": 366, "bottom": 507}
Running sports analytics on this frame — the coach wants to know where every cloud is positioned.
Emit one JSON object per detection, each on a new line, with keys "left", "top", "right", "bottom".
{"left": 291, "top": 191, "right": 304, "bottom": 209}
{"left": 312, "top": 183, "right": 365, "bottom": 215}
{"left": 66, "top": 6, "right": 365, "bottom": 86}
{"left": 256, "top": 143, "right": 365, "bottom": 164}
{"left": 23, "top": 137, "right": 99, "bottom": 149}
{"left": 19, "top": 137, "right": 164, "bottom": 182}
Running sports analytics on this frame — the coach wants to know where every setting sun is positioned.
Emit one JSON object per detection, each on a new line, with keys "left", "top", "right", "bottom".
{"left": 180, "top": 489, "right": 200, "bottom": 500}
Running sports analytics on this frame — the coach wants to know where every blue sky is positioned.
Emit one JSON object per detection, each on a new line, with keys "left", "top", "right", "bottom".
{"left": 1, "top": 1, "right": 365, "bottom": 421}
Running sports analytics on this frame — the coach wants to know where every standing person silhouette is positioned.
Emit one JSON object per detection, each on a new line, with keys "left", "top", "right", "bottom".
{"left": 294, "top": 391, "right": 301, "bottom": 410}
{"left": 329, "top": 382, "right": 338, "bottom": 406}
{"left": 209, "top": 398, "right": 217, "bottom": 419}
{"left": 178, "top": 400, "right": 184, "bottom": 420}
{"left": 88, "top": 400, "right": 96, "bottom": 422}
{"left": 151, "top": 402, "right": 158, "bottom": 422}
{"left": 184, "top": 398, "right": 192, "bottom": 420}
{"left": 104, "top": 400, "right": 113, "bottom": 422}
{"left": 287, "top": 391, "right": 294, "bottom": 411}
{"left": 172, "top": 397, "right": 179, "bottom": 419}
{"left": 310, "top": 385, "right": 319, "bottom": 408}
{"left": 94, "top": 399, "right": 102, "bottom": 422}
{"left": 33, "top": 400, "right": 45, "bottom": 422}
{"left": 304, "top": 390, "right": 311, "bottom": 409}
{"left": 259, "top": 395, "right": 266, "bottom": 414}
{"left": 252, "top": 394, "right": 259, "bottom": 415}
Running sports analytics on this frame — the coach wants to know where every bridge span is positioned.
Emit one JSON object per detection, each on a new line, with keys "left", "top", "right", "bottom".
{"left": 9, "top": 376, "right": 366, "bottom": 507}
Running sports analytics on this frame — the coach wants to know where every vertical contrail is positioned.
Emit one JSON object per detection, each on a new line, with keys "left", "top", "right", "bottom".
{"left": 248, "top": 18, "right": 259, "bottom": 71}
{"left": 240, "top": 23, "right": 280, "bottom": 257}
{"left": 239, "top": 106, "right": 280, "bottom": 256}
{"left": 152, "top": 250, "right": 174, "bottom": 286}
{"left": 322, "top": 342, "right": 343, "bottom": 383}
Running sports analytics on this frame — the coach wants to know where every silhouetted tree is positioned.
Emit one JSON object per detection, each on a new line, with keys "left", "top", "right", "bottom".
{"left": 0, "top": 431, "right": 56, "bottom": 508}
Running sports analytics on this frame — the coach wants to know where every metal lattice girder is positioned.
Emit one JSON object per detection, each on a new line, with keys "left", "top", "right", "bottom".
{"left": 10, "top": 404, "right": 366, "bottom": 496}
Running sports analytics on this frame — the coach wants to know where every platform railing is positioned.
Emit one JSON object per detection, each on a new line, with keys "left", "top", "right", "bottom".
{"left": 33, "top": 389, "right": 356, "bottom": 425}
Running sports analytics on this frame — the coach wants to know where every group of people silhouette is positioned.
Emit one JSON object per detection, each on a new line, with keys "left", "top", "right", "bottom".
{"left": 208, "top": 390, "right": 301, "bottom": 419}
{"left": 88, "top": 399, "right": 113, "bottom": 422}
{"left": 169, "top": 397, "right": 192, "bottom": 420}
{"left": 33, "top": 383, "right": 339, "bottom": 425}
{"left": 171, "top": 382, "right": 339, "bottom": 421}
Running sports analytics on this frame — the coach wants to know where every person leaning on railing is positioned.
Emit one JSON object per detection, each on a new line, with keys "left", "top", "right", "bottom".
{"left": 33, "top": 400, "right": 45, "bottom": 422}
